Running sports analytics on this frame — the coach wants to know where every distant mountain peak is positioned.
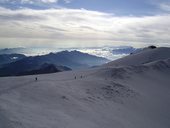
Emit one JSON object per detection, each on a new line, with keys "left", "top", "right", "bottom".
{"left": 0, "top": 50, "right": 109, "bottom": 77}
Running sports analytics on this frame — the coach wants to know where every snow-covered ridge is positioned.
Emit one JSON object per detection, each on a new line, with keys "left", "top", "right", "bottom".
{"left": 93, "top": 57, "right": 170, "bottom": 80}
{"left": 105, "top": 47, "right": 170, "bottom": 67}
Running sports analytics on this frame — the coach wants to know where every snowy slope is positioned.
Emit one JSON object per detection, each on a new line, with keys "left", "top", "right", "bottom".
{"left": 0, "top": 47, "right": 170, "bottom": 128}
{"left": 105, "top": 47, "right": 170, "bottom": 67}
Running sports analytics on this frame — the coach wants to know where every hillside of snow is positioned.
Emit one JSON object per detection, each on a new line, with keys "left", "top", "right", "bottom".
{"left": 105, "top": 47, "right": 170, "bottom": 67}
{"left": 0, "top": 47, "right": 170, "bottom": 128}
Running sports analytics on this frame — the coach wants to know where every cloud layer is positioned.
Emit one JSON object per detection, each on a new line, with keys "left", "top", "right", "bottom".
{"left": 0, "top": 7, "right": 170, "bottom": 48}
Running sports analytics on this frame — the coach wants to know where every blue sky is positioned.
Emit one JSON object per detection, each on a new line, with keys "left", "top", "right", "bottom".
{"left": 0, "top": 0, "right": 170, "bottom": 48}
{"left": 1, "top": 0, "right": 169, "bottom": 15}
{"left": 59, "top": 0, "right": 161, "bottom": 15}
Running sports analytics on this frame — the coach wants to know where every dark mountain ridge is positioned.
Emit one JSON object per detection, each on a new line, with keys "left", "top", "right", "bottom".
{"left": 0, "top": 50, "right": 109, "bottom": 77}
{"left": 18, "top": 63, "right": 71, "bottom": 76}
{"left": 0, "top": 54, "right": 26, "bottom": 67}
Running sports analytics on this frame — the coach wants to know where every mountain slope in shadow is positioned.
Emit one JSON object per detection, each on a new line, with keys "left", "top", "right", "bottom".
{"left": 0, "top": 50, "right": 109, "bottom": 77}
{"left": 0, "top": 54, "right": 26, "bottom": 67}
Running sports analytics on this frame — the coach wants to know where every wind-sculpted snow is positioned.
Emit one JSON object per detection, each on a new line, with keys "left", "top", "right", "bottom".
{"left": 145, "top": 58, "right": 170, "bottom": 69}
{"left": 0, "top": 47, "right": 170, "bottom": 128}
